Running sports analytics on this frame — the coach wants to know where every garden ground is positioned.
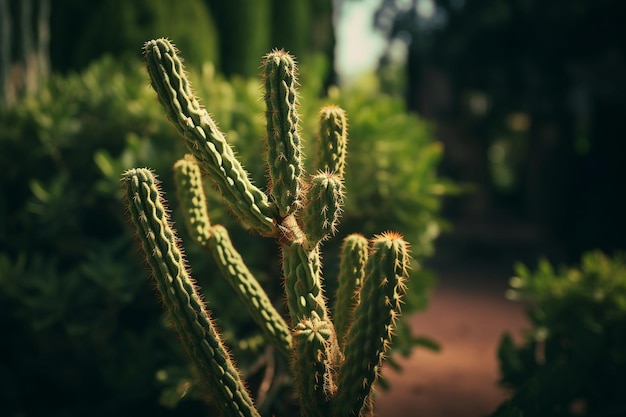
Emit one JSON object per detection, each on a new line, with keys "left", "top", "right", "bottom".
{"left": 376, "top": 215, "right": 562, "bottom": 417}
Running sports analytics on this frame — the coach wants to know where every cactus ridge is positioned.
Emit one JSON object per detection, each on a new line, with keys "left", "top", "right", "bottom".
{"left": 173, "top": 155, "right": 212, "bottom": 245}
{"left": 122, "top": 168, "right": 259, "bottom": 417}
{"left": 334, "top": 233, "right": 369, "bottom": 348}
{"left": 209, "top": 224, "right": 293, "bottom": 357}
{"left": 263, "top": 49, "right": 303, "bottom": 218}
{"left": 126, "top": 38, "right": 414, "bottom": 417}
{"left": 143, "top": 39, "right": 277, "bottom": 236}
{"left": 316, "top": 105, "right": 348, "bottom": 179}
{"left": 302, "top": 171, "right": 345, "bottom": 247}
{"left": 282, "top": 242, "right": 327, "bottom": 323}
{"left": 173, "top": 155, "right": 292, "bottom": 357}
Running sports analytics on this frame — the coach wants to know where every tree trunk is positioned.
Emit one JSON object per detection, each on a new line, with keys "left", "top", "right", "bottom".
{"left": 0, "top": 0, "right": 11, "bottom": 106}
{"left": 0, "top": 0, "right": 50, "bottom": 106}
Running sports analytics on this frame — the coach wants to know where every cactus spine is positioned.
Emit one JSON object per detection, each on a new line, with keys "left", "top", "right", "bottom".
{"left": 124, "top": 38, "right": 412, "bottom": 416}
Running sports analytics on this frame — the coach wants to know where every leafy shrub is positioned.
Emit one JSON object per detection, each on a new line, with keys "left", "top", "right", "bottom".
{"left": 497, "top": 251, "right": 626, "bottom": 417}
{"left": 0, "top": 56, "right": 197, "bottom": 417}
{"left": 0, "top": 55, "right": 448, "bottom": 415}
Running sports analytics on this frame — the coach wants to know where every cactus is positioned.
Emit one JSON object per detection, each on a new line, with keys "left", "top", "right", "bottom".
{"left": 124, "top": 38, "right": 412, "bottom": 416}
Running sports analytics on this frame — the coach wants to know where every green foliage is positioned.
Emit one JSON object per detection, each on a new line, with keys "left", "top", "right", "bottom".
{"left": 1, "top": 40, "right": 447, "bottom": 414}
{"left": 497, "top": 251, "right": 626, "bottom": 417}
{"left": 0, "top": 56, "right": 203, "bottom": 416}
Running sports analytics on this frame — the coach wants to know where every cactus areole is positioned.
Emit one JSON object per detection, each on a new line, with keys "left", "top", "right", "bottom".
{"left": 123, "top": 38, "right": 412, "bottom": 417}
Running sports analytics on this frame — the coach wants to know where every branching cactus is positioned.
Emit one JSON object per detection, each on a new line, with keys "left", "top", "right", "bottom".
{"left": 123, "top": 38, "right": 412, "bottom": 417}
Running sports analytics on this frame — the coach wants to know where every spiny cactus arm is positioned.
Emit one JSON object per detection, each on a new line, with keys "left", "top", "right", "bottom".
{"left": 173, "top": 155, "right": 212, "bottom": 246}
{"left": 292, "top": 312, "right": 336, "bottom": 417}
{"left": 173, "top": 156, "right": 293, "bottom": 357}
{"left": 143, "top": 38, "right": 277, "bottom": 236}
{"left": 263, "top": 49, "right": 303, "bottom": 218}
{"left": 316, "top": 105, "right": 348, "bottom": 179}
{"left": 122, "top": 168, "right": 260, "bottom": 417}
{"left": 208, "top": 224, "right": 293, "bottom": 358}
{"left": 333, "top": 233, "right": 369, "bottom": 349}
{"left": 333, "top": 232, "right": 410, "bottom": 417}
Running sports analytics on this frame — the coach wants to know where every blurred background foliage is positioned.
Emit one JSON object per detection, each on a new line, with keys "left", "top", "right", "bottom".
{"left": 497, "top": 250, "right": 626, "bottom": 417}
{"left": 0, "top": 1, "right": 448, "bottom": 413}
{"left": 2, "top": 0, "right": 626, "bottom": 416}
{"left": 371, "top": 0, "right": 626, "bottom": 258}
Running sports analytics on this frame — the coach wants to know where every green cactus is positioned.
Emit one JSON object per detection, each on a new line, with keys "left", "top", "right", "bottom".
{"left": 333, "top": 233, "right": 369, "bottom": 348}
{"left": 263, "top": 49, "right": 303, "bottom": 218}
{"left": 123, "top": 37, "right": 413, "bottom": 416}
{"left": 143, "top": 38, "right": 277, "bottom": 236}
{"left": 122, "top": 168, "right": 260, "bottom": 417}
{"left": 316, "top": 105, "right": 348, "bottom": 179}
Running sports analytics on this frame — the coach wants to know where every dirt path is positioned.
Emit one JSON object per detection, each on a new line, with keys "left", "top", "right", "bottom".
{"left": 375, "top": 271, "right": 528, "bottom": 417}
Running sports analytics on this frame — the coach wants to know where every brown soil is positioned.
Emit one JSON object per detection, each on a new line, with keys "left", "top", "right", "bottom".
{"left": 374, "top": 266, "right": 529, "bottom": 417}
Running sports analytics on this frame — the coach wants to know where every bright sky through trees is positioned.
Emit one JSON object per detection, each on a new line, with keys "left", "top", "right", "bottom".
{"left": 335, "top": 0, "right": 440, "bottom": 84}
{"left": 335, "top": 0, "right": 386, "bottom": 83}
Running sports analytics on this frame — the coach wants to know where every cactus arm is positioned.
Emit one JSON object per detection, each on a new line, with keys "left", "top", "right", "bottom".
{"left": 173, "top": 156, "right": 292, "bottom": 358}
{"left": 333, "top": 233, "right": 369, "bottom": 349}
{"left": 301, "top": 171, "right": 344, "bottom": 248}
{"left": 263, "top": 49, "right": 303, "bottom": 218}
{"left": 333, "top": 232, "right": 410, "bottom": 417}
{"left": 208, "top": 224, "right": 293, "bottom": 358}
{"left": 122, "top": 168, "right": 260, "bottom": 417}
{"left": 143, "top": 38, "right": 278, "bottom": 236}
{"left": 316, "top": 105, "right": 348, "bottom": 179}
{"left": 173, "top": 155, "right": 212, "bottom": 246}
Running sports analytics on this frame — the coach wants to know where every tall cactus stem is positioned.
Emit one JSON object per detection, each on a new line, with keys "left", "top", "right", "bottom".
{"left": 316, "top": 105, "right": 348, "bottom": 179}
{"left": 333, "top": 232, "right": 410, "bottom": 417}
{"left": 262, "top": 49, "right": 303, "bottom": 218}
{"left": 333, "top": 233, "right": 369, "bottom": 349}
{"left": 143, "top": 38, "right": 277, "bottom": 236}
{"left": 122, "top": 168, "right": 260, "bottom": 417}
{"left": 282, "top": 241, "right": 341, "bottom": 405}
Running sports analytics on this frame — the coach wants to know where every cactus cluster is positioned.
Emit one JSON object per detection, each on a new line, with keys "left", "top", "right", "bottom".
{"left": 122, "top": 38, "right": 411, "bottom": 417}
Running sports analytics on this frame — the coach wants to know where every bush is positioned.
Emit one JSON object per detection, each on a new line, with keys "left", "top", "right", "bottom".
{"left": 497, "top": 251, "right": 626, "bottom": 417}
{"left": 0, "top": 55, "right": 448, "bottom": 415}
{"left": 0, "top": 56, "right": 197, "bottom": 417}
